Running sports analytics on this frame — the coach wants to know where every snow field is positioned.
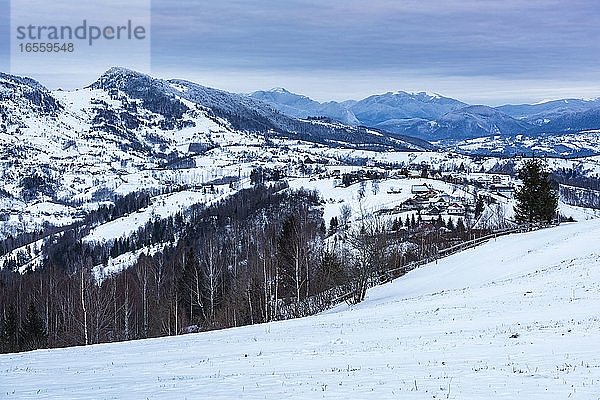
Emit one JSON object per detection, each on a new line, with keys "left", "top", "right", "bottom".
{"left": 2, "top": 219, "right": 600, "bottom": 399}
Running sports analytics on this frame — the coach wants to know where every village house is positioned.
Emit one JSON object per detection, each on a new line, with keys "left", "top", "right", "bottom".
{"left": 399, "top": 198, "right": 420, "bottom": 211}
{"left": 411, "top": 183, "right": 434, "bottom": 195}
{"left": 425, "top": 205, "right": 443, "bottom": 215}
{"left": 408, "top": 170, "right": 422, "bottom": 178}
{"left": 490, "top": 184, "right": 514, "bottom": 195}
{"left": 429, "top": 193, "right": 454, "bottom": 208}
{"left": 447, "top": 203, "right": 465, "bottom": 215}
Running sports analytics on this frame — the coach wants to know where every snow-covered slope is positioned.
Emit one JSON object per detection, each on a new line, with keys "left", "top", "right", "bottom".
{"left": 2, "top": 219, "right": 599, "bottom": 399}
{"left": 448, "top": 130, "right": 600, "bottom": 157}
{"left": 0, "top": 68, "right": 434, "bottom": 240}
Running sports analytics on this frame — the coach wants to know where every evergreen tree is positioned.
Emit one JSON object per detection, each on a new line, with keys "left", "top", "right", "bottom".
{"left": 0, "top": 305, "right": 19, "bottom": 353}
{"left": 317, "top": 251, "right": 347, "bottom": 291}
{"left": 514, "top": 159, "right": 558, "bottom": 224}
{"left": 435, "top": 215, "right": 444, "bottom": 228}
{"left": 474, "top": 195, "right": 485, "bottom": 218}
{"left": 456, "top": 218, "right": 466, "bottom": 235}
{"left": 328, "top": 216, "right": 339, "bottom": 236}
{"left": 19, "top": 301, "right": 47, "bottom": 351}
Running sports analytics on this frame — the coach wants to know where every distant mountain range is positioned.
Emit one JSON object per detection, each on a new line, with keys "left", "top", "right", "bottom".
{"left": 0, "top": 68, "right": 432, "bottom": 157}
{"left": 2, "top": 67, "right": 600, "bottom": 163}
{"left": 250, "top": 89, "right": 600, "bottom": 141}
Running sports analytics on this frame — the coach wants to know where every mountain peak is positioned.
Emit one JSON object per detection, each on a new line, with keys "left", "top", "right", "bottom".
{"left": 413, "top": 91, "right": 443, "bottom": 99}
{"left": 89, "top": 67, "right": 154, "bottom": 91}
{"left": 101, "top": 66, "right": 143, "bottom": 78}
{"left": 269, "top": 87, "right": 291, "bottom": 94}
{"left": 251, "top": 87, "right": 315, "bottom": 104}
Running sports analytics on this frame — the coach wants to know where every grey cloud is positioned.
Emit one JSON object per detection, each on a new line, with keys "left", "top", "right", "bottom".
{"left": 150, "top": 0, "right": 600, "bottom": 81}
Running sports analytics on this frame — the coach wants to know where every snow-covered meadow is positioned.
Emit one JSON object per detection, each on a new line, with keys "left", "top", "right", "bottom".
{"left": 2, "top": 219, "right": 600, "bottom": 399}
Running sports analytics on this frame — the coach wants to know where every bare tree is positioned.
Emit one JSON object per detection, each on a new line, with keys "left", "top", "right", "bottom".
{"left": 80, "top": 268, "right": 89, "bottom": 346}
{"left": 200, "top": 235, "right": 223, "bottom": 322}
{"left": 347, "top": 215, "right": 388, "bottom": 303}
{"left": 339, "top": 204, "right": 352, "bottom": 230}
{"left": 135, "top": 254, "right": 150, "bottom": 338}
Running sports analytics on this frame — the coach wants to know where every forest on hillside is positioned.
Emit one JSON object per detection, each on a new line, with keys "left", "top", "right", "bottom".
{"left": 0, "top": 181, "right": 478, "bottom": 353}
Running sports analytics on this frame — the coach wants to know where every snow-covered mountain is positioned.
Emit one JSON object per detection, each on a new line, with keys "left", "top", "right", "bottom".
{"left": 351, "top": 91, "right": 467, "bottom": 124}
{"left": 3, "top": 218, "right": 600, "bottom": 399}
{"left": 0, "top": 67, "right": 437, "bottom": 242}
{"left": 1, "top": 67, "right": 599, "bottom": 276}
{"left": 250, "top": 87, "right": 360, "bottom": 125}
{"left": 91, "top": 68, "right": 432, "bottom": 151}
{"left": 250, "top": 88, "right": 600, "bottom": 149}
{"left": 389, "top": 105, "right": 531, "bottom": 140}
{"left": 497, "top": 97, "right": 600, "bottom": 119}
{"left": 250, "top": 89, "right": 467, "bottom": 130}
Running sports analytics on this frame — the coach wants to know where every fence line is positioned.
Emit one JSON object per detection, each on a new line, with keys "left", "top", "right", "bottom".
{"left": 276, "top": 222, "right": 560, "bottom": 319}
{"left": 340, "top": 222, "right": 560, "bottom": 306}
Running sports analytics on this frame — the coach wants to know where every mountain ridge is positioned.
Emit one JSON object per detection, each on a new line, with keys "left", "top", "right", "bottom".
{"left": 249, "top": 86, "right": 600, "bottom": 141}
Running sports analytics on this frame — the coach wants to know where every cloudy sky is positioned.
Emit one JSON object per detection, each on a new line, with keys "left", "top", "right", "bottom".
{"left": 0, "top": 0, "right": 8, "bottom": 70}
{"left": 4, "top": 0, "right": 600, "bottom": 104}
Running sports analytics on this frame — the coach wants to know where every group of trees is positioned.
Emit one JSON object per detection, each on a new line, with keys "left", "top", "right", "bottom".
{"left": 389, "top": 213, "right": 466, "bottom": 233}
{"left": 0, "top": 185, "right": 346, "bottom": 352}
{"left": 1, "top": 181, "right": 480, "bottom": 354}
{"left": 559, "top": 185, "right": 600, "bottom": 210}
{"left": 0, "top": 301, "right": 47, "bottom": 353}
{"left": 0, "top": 158, "right": 563, "bottom": 354}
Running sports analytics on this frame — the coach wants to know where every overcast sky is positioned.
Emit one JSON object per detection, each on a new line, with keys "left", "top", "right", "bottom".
{"left": 0, "top": 0, "right": 9, "bottom": 72}
{"left": 4, "top": 0, "right": 600, "bottom": 104}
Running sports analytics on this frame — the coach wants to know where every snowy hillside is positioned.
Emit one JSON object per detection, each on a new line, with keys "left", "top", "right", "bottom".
{"left": 2, "top": 219, "right": 600, "bottom": 399}
{"left": 447, "top": 130, "right": 600, "bottom": 157}
{"left": 0, "top": 68, "right": 433, "bottom": 238}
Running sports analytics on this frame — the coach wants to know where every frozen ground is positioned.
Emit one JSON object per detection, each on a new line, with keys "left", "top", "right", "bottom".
{"left": 2, "top": 219, "right": 600, "bottom": 399}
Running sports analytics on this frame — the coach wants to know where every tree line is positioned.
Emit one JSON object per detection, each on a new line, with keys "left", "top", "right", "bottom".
{"left": 1, "top": 179, "right": 486, "bottom": 353}
{"left": 2, "top": 159, "right": 561, "bottom": 354}
{"left": 0, "top": 184, "right": 331, "bottom": 351}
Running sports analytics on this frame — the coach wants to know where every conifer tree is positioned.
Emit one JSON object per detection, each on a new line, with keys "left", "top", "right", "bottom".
{"left": 456, "top": 218, "right": 466, "bottom": 235}
{"left": 19, "top": 301, "right": 47, "bottom": 351}
{"left": 514, "top": 159, "right": 558, "bottom": 224}
{"left": 447, "top": 218, "right": 455, "bottom": 231}
{"left": 474, "top": 195, "right": 485, "bottom": 218}
{"left": 0, "top": 305, "right": 19, "bottom": 353}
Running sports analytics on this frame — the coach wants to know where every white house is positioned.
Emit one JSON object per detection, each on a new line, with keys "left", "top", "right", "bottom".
{"left": 411, "top": 184, "right": 432, "bottom": 195}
